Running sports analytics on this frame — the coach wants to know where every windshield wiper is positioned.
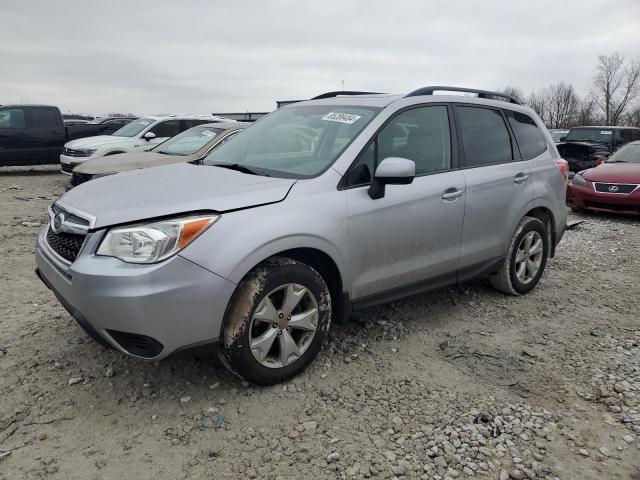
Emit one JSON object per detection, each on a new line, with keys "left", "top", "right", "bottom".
{"left": 211, "top": 163, "right": 261, "bottom": 175}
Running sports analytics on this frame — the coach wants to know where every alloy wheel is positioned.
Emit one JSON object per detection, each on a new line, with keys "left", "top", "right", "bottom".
{"left": 514, "top": 231, "right": 544, "bottom": 284}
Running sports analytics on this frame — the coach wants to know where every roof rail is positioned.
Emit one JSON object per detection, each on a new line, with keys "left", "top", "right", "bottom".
{"left": 311, "top": 90, "right": 384, "bottom": 100}
{"left": 405, "top": 86, "right": 521, "bottom": 105}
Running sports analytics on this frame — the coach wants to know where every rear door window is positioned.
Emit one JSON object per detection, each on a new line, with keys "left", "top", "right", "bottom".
{"left": 30, "top": 108, "right": 60, "bottom": 128}
{"left": 456, "top": 106, "right": 513, "bottom": 167}
{"left": 505, "top": 110, "right": 547, "bottom": 159}
{"left": 0, "top": 108, "right": 26, "bottom": 128}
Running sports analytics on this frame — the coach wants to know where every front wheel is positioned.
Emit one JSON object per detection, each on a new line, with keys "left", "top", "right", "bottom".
{"left": 219, "top": 257, "right": 331, "bottom": 385}
{"left": 489, "top": 216, "right": 549, "bottom": 295}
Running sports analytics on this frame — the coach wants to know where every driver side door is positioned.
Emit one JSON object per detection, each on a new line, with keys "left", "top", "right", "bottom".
{"left": 344, "top": 105, "right": 466, "bottom": 303}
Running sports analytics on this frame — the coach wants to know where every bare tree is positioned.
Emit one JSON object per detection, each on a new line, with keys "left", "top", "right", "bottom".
{"left": 544, "top": 82, "right": 579, "bottom": 129}
{"left": 527, "top": 90, "right": 549, "bottom": 125}
{"left": 500, "top": 86, "right": 525, "bottom": 104}
{"left": 575, "top": 96, "right": 599, "bottom": 126}
{"left": 592, "top": 53, "right": 640, "bottom": 124}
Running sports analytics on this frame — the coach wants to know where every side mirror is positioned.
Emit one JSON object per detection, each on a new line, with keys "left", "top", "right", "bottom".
{"left": 143, "top": 131, "right": 156, "bottom": 141}
{"left": 560, "top": 136, "right": 566, "bottom": 142}
{"left": 595, "top": 155, "right": 607, "bottom": 166}
{"left": 368, "top": 157, "right": 415, "bottom": 200}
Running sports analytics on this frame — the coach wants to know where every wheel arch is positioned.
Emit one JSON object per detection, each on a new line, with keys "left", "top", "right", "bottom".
{"left": 231, "top": 243, "right": 350, "bottom": 326}
{"left": 523, "top": 206, "right": 557, "bottom": 257}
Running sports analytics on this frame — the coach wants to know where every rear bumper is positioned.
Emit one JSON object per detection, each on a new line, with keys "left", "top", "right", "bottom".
{"left": 567, "top": 182, "right": 640, "bottom": 216}
{"left": 35, "top": 228, "right": 237, "bottom": 359}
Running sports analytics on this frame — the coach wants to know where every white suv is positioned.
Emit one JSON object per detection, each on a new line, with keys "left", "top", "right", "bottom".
{"left": 60, "top": 115, "right": 231, "bottom": 174}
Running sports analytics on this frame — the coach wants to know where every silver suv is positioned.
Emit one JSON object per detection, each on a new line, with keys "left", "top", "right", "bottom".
{"left": 35, "top": 87, "right": 568, "bottom": 385}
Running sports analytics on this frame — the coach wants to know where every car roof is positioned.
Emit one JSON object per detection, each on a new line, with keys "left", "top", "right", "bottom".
{"left": 0, "top": 104, "right": 61, "bottom": 109}
{"left": 137, "top": 114, "right": 235, "bottom": 122}
{"left": 291, "top": 91, "right": 538, "bottom": 116}
{"left": 569, "top": 125, "right": 640, "bottom": 130}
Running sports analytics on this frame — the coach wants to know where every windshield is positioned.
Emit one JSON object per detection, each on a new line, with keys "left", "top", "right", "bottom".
{"left": 606, "top": 144, "right": 640, "bottom": 163}
{"left": 550, "top": 131, "right": 567, "bottom": 143}
{"left": 155, "top": 126, "right": 225, "bottom": 156}
{"left": 203, "top": 105, "right": 381, "bottom": 177}
{"left": 112, "top": 117, "right": 155, "bottom": 137}
{"left": 565, "top": 128, "right": 614, "bottom": 143}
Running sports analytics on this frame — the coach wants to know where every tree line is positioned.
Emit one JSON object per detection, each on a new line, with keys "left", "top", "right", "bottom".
{"left": 501, "top": 52, "right": 640, "bottom": 129}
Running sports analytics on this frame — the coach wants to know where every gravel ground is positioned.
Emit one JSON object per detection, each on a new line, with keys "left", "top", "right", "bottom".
{"left": 0, "top": 166, "right": 639, "bottom": 480}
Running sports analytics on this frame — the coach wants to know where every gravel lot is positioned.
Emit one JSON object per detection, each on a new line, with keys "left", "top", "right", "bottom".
{"left": 1, "top": 166, "right": 639, "bottom": 480}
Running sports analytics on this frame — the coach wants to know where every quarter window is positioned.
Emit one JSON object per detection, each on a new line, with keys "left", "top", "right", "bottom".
{"left": 457, "top": 106, "right": 513, "bottom": 167}
{"left": 506, "top": 110, "right": 547, "bottom": 159}
{"left": 345, "top": 105, "right": 452, "bottom": 186}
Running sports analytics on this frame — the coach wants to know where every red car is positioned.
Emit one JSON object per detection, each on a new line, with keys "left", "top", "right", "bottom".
{"left": 566, "top": 141, "right": 640, "bottom": 216}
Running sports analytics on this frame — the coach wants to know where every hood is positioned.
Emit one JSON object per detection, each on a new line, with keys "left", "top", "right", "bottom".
{"left": 558, "top": 140, "right": 610, "bottom": 152}
{"left": 582, "top": 162, "right": 640, "bottom": 183}
{"left": 65, "top": 135, "right": 128, "bottom": 148}
{"left": 73, "top": 151, "right": 194, "bottom": 175}
{"left": 59, "top": 162, "right": 296, "bottom": 228}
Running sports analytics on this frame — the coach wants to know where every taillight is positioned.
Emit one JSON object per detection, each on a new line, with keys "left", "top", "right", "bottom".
{"left": 556, "top": 159, "right": 569, "bottom": 181}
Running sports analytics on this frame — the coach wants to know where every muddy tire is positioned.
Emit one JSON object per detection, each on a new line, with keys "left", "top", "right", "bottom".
{"left": 219, "top": 257, "right": 331, "bottom": 385}
{"left": 489, "top": 216, "right": 549, "bottom": 296}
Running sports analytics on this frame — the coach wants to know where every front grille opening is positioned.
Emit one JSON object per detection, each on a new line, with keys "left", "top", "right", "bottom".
{"left": 46, "top": 228, "right": 86, "bottom": 262}
{"left": 107, "top": 330, "right": 164, "bottom": 358}
{"left": 70, "top": 172, "right": 93, "bottom": 187}
{"left": 594, "top": 183, "right": 638, "bottom": 194}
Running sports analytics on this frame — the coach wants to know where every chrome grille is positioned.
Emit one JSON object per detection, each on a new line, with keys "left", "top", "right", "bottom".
{"left": 594, "top": 183, "right": 639, "bottom": 194}
{"left": 62, "top": 147, "right": 93, "bottom": 157}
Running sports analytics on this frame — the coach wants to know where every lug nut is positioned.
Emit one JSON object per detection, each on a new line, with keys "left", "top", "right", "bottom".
{"left": 272, "top": 323, "right": 278, "bottom": 328}
{"left": 278, "top": 313, "right": 284, "bottom": 319}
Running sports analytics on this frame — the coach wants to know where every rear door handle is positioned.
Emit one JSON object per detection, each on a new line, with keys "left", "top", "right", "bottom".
{"left": 442, "top": 188, "right": 464, "bottom": 200}
{"left": 514, "top": 173, "right": 530, "bottom": 183}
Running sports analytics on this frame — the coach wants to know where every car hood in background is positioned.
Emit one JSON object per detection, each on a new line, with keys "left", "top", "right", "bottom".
{"left": 58, "top": 163, "right": 296, "bottom": 228}
{"left": 65, "top": 135, "right": 128, "bottom": 149}
{"left": 73, "top": 151, "right": 196, "bottom": 175}
{"left": 582, "top": 163, "right": 640, "bottom": 183}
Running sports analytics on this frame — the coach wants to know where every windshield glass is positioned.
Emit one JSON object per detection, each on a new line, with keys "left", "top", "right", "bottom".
{"left": 112, "top": 117, "right": 155, "bottom": 137}
{"left": 155, "top": 126, "right": 225, "bottom": 156}
{"left": 203, "top": 105, "right": 381, "bottom": 177}
{"left": 606, "top": 144, "right": 640, "bottom": 163}
{"left": 550, "top": 131, "right": 567, "bottom": 143}
{"left": 565, "top": 128, "right": 614, "bottom": 143}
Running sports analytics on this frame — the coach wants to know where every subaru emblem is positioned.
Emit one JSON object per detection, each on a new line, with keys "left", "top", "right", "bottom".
{"left": 52, "top": 212, "right": 65, "bottom": 233}
{"left": 608, "top": 185, "right": 619, "bottom": 193}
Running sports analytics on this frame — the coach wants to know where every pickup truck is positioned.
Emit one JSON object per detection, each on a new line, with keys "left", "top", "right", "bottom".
{"left": 0, "top": 105, "right": 131, "bottom": 167}
{"left": 557, "top": 126, "right": 640, "bottom": 171}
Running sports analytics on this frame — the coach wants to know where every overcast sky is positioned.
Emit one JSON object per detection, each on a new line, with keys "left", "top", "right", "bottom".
{"left": 1, "top": 0, "right": 639, "bottom": 116}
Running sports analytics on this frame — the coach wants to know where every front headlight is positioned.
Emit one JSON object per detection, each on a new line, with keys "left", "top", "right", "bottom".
{"left": 97, "top": 214, "right": 218, "bottom": 263}
{"left": 571, "top": 173, "right": 588, "bottom": 187}
{"left": 77, "top": 148, "right": 97, "bottom": 157}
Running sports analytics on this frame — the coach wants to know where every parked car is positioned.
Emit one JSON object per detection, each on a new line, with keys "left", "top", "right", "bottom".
{"left": 35, "top": 86, "right": 567, "bottom": 385}
{"left": 59, "top": 115, "right": 231, "bottom": 174}
{"left": 66, "top": 116, "right": 137, "bottom": 140}
{"left": 566, "top": 140, "right": 640, "bottom": 216}
{"left": 549, "top": 129, "right": 569, "bottom": 144}
{"left": 557, "top": 126, "right": 640, "bottom": 171}
{"left": 0, "top": 104, "right": 121, "bottom": 167}
{"left": 69, "top": 122, "right": 247, "bottom": 188}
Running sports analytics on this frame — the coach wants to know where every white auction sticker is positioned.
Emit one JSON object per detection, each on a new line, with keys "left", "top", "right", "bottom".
{"left": 321, "top": 112, "right": 362, "bottom": 124}
{"left": 201, "top": 130, "right": 217, "bottom": 138}
{"left": 600, "top": 130, "right": 612, "bottom": 134}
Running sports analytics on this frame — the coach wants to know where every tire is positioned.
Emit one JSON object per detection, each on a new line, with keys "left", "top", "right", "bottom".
{"left": 489, "top": 216, "right": 549, "bottom": 296}
{"left": 219, "top": 257, "right": 332, "bottom": 385}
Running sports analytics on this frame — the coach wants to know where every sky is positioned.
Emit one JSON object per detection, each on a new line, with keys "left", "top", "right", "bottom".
{"left": 1, "top": 0, "right": 639, "bottom": 116}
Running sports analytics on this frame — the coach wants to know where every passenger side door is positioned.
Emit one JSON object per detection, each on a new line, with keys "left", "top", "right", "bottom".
{"left": 454, "top": 105, "right": 534, "bottom": 270}
{"left": 0, "top": 107, "right": 29, "bottom": 166}
{"left": 344, "top": 105, "right": 466, "bottom": 301}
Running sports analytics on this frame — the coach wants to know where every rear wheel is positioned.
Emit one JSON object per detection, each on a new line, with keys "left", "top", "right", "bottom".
{"left": 219, "top": 257, "right": 331, "bottom": 385}
{"left": 489, "top": 216, "right": 549, "bottom": 295}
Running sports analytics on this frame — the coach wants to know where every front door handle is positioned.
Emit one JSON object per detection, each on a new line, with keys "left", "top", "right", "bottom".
{"left": 514, "top": 173, "right": 530, "bottom": 183}
{"left": 442, "top": 188, "right": 464, "bottom": 200}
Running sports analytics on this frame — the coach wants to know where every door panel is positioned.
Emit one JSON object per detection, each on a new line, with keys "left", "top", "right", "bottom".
{"left": 0, "top": 108, "right": 29, "bottom": 166}
{"left": 346, "top": 170, "right": 466, "bottom": 299}
{"left": 459, "top": 163, "right": 533, "bottom": 267}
